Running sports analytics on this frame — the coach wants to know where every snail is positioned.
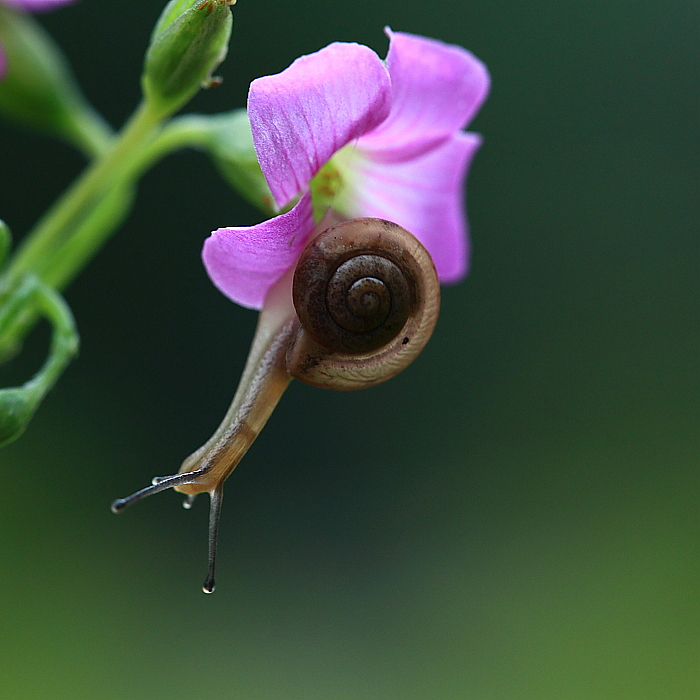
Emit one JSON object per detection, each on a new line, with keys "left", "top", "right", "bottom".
{"left": 111, "top": 217, "right": 439, "bottom": 592}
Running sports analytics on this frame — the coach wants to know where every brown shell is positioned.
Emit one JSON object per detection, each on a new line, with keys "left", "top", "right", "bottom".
{"left": 288, "top": 218, "right": 440, "bottom": 390}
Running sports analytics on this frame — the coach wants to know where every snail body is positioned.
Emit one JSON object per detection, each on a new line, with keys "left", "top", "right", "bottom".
{"left": 111, "top": 217, "right": 440, "bottom": 592}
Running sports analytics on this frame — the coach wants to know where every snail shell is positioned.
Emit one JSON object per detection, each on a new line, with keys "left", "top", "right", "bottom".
{"left": 287, "top": 218, "right": 440, "bottom": 389}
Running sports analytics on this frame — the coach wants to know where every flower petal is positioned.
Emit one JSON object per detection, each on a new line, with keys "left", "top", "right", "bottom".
{"left": 334, "top": 132, "right": 483, "bottom": 283}
{"left": 248, "top": 42, "right": 391, "bottom": 209}
{"left": 202, "top": 192, "right": 314, "bottom": 310}
{"left": 358, "top": 29, "right": 490, "bottom": 161}
{"left": 1, "top": 0, "right": 76, "bottom": 11}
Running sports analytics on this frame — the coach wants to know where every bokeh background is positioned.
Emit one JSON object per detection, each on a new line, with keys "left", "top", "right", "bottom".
{"left": 1, "top": 1, "right": 697, "bottom": 698}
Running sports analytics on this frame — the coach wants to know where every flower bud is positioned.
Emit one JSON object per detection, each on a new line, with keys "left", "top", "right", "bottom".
{"left": 142, "top": 0, "right": 234, "bottom": 117}
{"left": 0, "top": 5, "right": 109, "bottom": 154}
{"left": 0, "top": 384, "right": 41, "bottom": 447}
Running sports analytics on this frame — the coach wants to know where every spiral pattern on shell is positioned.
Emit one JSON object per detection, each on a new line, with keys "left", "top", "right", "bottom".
{"left": 293, "top": 218, "right": 439, "bottom": 354}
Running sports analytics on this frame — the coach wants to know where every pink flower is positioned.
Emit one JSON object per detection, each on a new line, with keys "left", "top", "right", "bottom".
{"left": 1, "top": 0, "right": 74, "bottom": 9}
{"left": 203, "top": 29, "right": 489, "bottom": 310}
{"left": 0, "top": 0, "right": 76, "bottom": 79}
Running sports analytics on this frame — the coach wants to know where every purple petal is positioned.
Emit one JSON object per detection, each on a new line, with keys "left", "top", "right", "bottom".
{"left": 1, "top": 0, "right": 76, "bottom": 11}
{"left": 202, "top": 192, "right": 314, "bottom": 310}
{"left": 336, "top": 132, "right": 483, "bottom": 283}
{"left": 358, "top": 29, "right": 490, "bottom": 161}
{"left": 248, "top": 42, "right": 391, "bottom": 209}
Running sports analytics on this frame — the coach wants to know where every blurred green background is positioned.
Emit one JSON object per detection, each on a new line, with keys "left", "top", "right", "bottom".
{"left": 0, "top": 1, "right": 697, "bottom": 698}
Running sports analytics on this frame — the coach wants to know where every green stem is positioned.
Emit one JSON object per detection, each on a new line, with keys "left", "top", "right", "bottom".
{"left": 0, "top": 101, "right": 165, "bottom": 357}
{"left": 5, "top": 100, "right": 163, "bottom": 285}
{"left": 0, "top": 275, "right": 78, "bottom": 446}
{"left": 0, "top": 184, "right": 137, "bottom": 352}
{"left": 40, "top": 118, "right": 216, "bottom": 284}
{"left": 27, "top": 277, "right": 80, "bottom": 389}
{"left": 65, "top": 104, "right": 116, "bottom": 160}
{"left": 43, "top": 185, "right": 136, "bottom": 290}
{"left": 0, "top": 220, "right": 10, "bottom": 270}
{"left": 3, "top": 111, "right": 215, "bottom": 293}
{"left": 1, "top": 113, "right": 220, "bottom": 360}
{"left": 128, "top": 114, "right": 215, "bottom": 178}
{"left": 0, "top": 111, "right": 220, "bottom": 357}
{"left": 35, "top": 117, "right": 217, "bottom": 291}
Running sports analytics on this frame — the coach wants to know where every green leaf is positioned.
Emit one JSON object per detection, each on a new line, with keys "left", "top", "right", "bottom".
{"left": 0, "top": 5, "right": 112, "bottom": 156}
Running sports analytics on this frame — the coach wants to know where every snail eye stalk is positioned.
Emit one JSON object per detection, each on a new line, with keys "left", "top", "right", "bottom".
{"left": 110, "top": 469, "right": 209, "bottom": 514}
{"left": 203, "top": 486, "right": 224, "bottom": 593}
{"left": 111, "top": 470, "right": 225, "bottom": 594}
